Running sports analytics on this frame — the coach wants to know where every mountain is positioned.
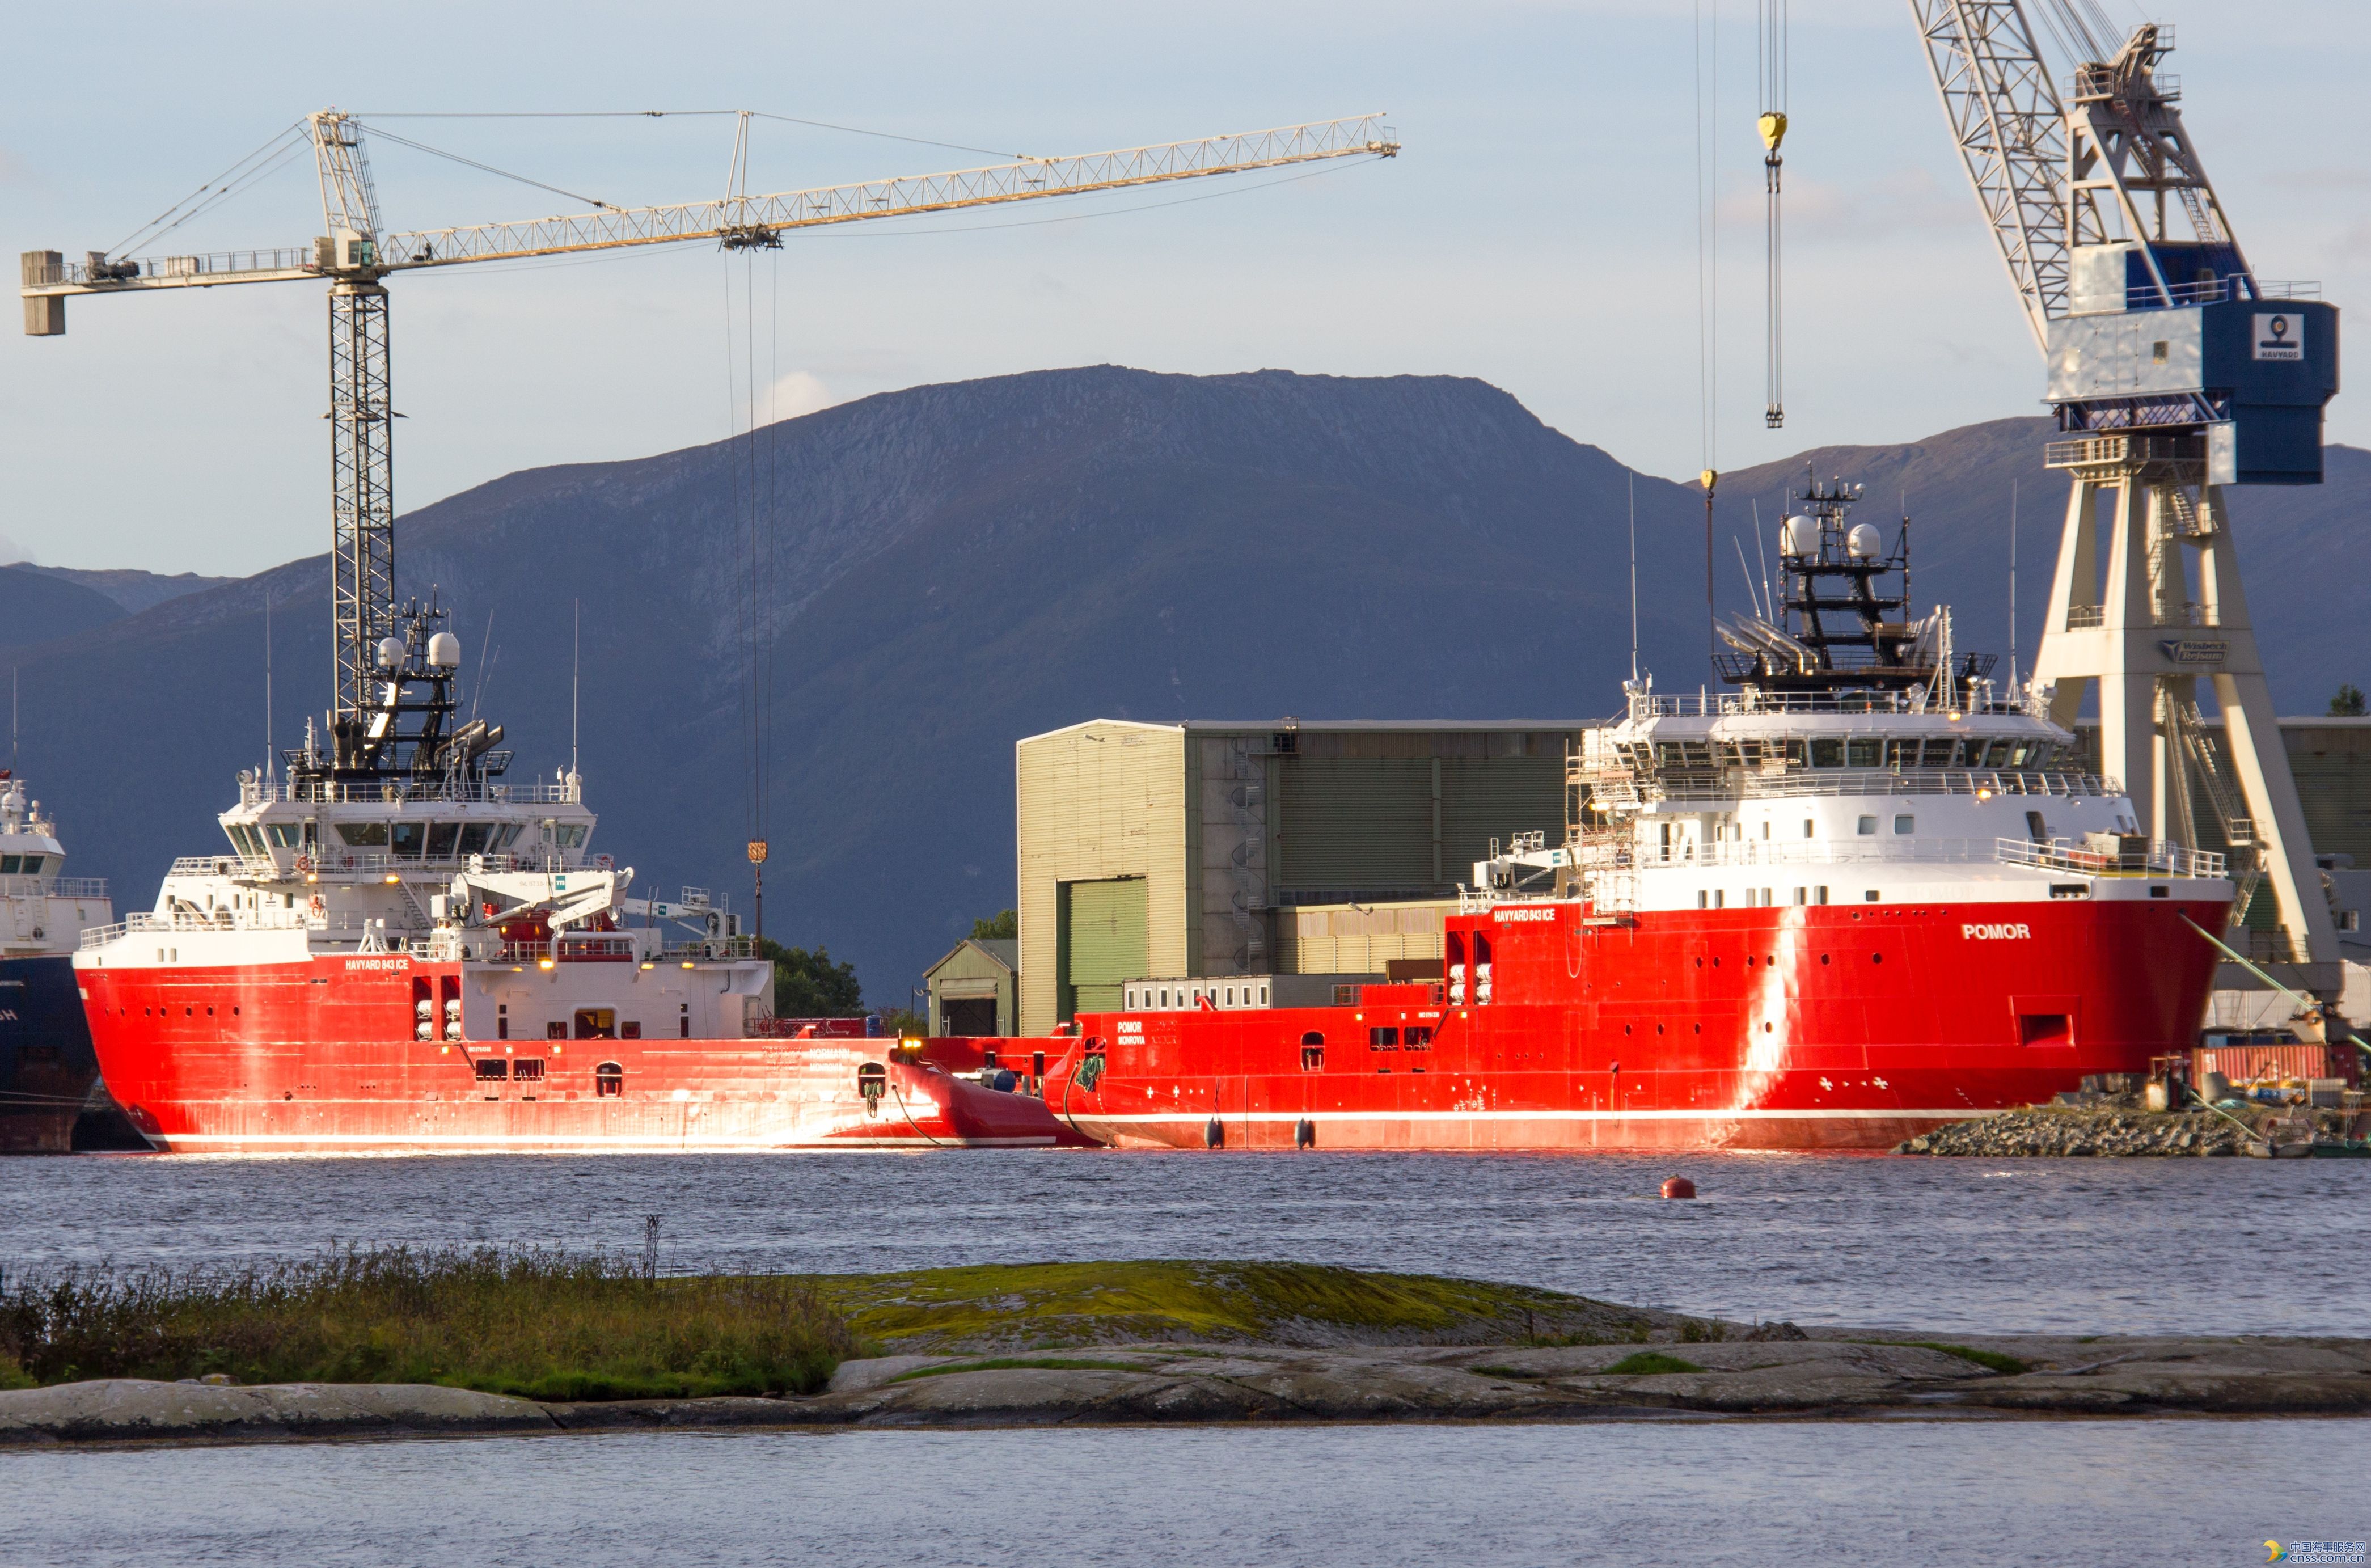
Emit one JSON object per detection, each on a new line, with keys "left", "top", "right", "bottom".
{"left": 12, "top": 564, "right": 240, "bottom": 615}
{"left": 0, "top": 565, "right": 124, "bottom": 648}
{"left": 8, "top": 368, "right": 2366, "bottom": 1001}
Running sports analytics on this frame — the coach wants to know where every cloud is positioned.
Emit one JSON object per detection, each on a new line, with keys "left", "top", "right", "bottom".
{"left": 1716, "top": 166, "right": 1968, "bottom": 240}
{"left": 0, "top": 532, "right": 37, "bottom": 565}
{"left": 763, "top": 371, "right": 839, "bottom": 422}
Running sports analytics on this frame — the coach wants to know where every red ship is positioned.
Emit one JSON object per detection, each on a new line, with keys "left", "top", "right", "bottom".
{"left": 991, "top": 478, "right": 2235, "bottom": 1151}
{"left": 74, "top": 602, "right": 1086, "bottom": 1155}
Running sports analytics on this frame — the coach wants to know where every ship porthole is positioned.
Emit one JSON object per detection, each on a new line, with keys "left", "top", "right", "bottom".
{"left": 1693, "top": 1023, "right": 1701, "bottom": 1034}
{"left": 1623, "top": 1025, "right": 1632, "bottom": 1036}
{"left": 1820, "top": 954, "right": 1831, "bottom": 965}
{"left": 1872, "top": 953, "right": 1883, "bottom": 964}
{"left": 1763, "top": 1023, "right": 1773, "bottom": 1033}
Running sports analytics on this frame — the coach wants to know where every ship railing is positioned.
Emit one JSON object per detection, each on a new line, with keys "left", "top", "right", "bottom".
{"left": 496, "top": 935, "right": 643, "bottom": 965}
{"left": 1595, "top": 769, "right": 2120, "bottom": 808}
{"left": 1619, "top": 689, "right": 2049, "bottom": 721}
{"left": 0, "top": 874, "right": 107, "bottom": 900}
{"left": 236, "top": 777, "right": 582, "bottom": 807}
{"left": 661, "top": 935, "right": 761, "bottom": 962}
{"left": 1626, "top": 835, "right": 2224, "bottom": 878}
{"left": 1994, "top": 837, "right": 2226, "bottom": 878}
{"left": 166, "top": 848, "right": 602, "bottom": 880}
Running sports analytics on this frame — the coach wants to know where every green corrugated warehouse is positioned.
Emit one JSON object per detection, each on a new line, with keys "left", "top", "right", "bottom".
{"left": 1014, "top": 719, "right": 1579, "bottom": 1034}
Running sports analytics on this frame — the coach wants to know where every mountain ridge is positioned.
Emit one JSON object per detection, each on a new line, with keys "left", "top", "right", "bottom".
{"left": 11, "top": 367, "right": 2364, "bottom": 999}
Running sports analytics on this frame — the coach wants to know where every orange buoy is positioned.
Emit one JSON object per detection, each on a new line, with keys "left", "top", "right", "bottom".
{"left": 1660, "top": 1176, "right": 1697, "bottom": 1200}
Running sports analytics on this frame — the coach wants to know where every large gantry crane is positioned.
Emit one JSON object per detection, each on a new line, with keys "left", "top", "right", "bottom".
{"left": 1912, "top": 3, "right": 2341, "bottom": 985}
{"left": 19, "top": 110, "right": 1397, "bottom": 777}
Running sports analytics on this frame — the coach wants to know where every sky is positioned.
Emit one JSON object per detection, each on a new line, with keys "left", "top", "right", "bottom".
{"left": 1, "top": 0, "right": 2364, "bottom": 576}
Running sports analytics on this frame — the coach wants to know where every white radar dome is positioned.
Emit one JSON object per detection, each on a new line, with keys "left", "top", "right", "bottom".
{"left": 375, "top": 637, "right": 405, "bottom": 670}
{"left": 1781, "top": 514, "right": 1819, "bottom": 557}
{"left": 426, "top": 632, "right": 462, "bottom": 668}
{"left": 1846, "top": 523, "right": 1883, "bottom": 558}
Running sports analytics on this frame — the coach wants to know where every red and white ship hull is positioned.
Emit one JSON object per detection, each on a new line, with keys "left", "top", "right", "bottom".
{"left": 1026, "top": 894, "right": 2228, "bottom": 1152}
{"left": 77, "top": 948, "right": 1089, "bottom": 1155}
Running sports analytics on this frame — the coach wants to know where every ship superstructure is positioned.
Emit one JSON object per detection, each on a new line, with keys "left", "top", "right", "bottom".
{"left": 1023, "top": 479, "right": 2235, "bottom": 1151}
{"left": 0, "top": 775, "right": 115, "bottom": 1152}
{"left": 75, "top": 603, "right": 1080, "bottom": 1152}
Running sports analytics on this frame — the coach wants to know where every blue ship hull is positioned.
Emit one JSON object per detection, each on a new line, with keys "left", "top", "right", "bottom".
{"left": 0, "top": 953, "right": 129, "bottom": 1153}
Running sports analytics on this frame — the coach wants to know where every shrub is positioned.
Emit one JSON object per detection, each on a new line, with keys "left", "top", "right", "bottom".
{"left": 0, "top": 1246, "right": 858, "bottom": 1400}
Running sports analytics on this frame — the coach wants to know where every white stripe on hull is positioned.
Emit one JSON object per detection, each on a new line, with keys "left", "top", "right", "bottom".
{"left": 150, "top": 1131, "right": 1060, "bottom": 1152}
{"left": 1085, "top": 1108, "right": 1997, "bottom": 1125}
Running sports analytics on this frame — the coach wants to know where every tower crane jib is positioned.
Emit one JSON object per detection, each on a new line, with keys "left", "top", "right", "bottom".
{"left": 19, "top": 109, "right": 1398, "bottom": 772}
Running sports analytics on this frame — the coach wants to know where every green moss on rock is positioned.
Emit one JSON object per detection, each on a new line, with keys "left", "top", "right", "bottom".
{"left": 820, "top": 1261, "right": 1673, "bottom": 1354}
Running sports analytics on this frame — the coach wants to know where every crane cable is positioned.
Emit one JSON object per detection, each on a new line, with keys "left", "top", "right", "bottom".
{"left": 1694, "top": 0, "right": 1719, "bottom": 677}
{"left": 107, "top": 121, "right": 307, "bottom": 259}
{"left": 1759, "top": 0, "right": 1787, "bottom": 430}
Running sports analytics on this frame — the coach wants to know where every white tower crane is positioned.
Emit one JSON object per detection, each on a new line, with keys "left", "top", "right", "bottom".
{"left": 20, "top": 110, "right": 1398, "bottom": 775}
{"left": 1911, "top": 3, "right": 2341, "bottom": 986}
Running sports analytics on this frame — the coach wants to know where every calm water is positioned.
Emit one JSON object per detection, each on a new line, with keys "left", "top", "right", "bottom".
{"left": 6, "top": 1148, "right": 2368, "bottom": 1334}
{"left": 4, "top": 1422, "right": 2365, "bottom": 1567}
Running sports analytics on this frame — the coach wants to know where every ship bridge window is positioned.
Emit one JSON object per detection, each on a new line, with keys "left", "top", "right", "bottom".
{"left": 474, "top": 1058, "right": 508, "bottom": 1081}
{"left": 0, "top": 856, "right": 18, "bottom": 874}
{"left": 390, "top": 822, "right": 426, "bottom": 857}
{"left": 1810, "top": 739, "right": 1844, "bottom": 768}
{"left": 595, "top": 1061, "right": 624, "bottom": 1096}
{"left": 1918, "top": 739, "right": 1960, "bottom": 767}
{"left": 553, "top": 824, "right": 589, "bottom": 849}
{"left": 1976, "top": 741, "right": 2009, "bottom": 768}
{"left": 426, "top": 823, "right": 462, "bottom": 859}
{"left": 1845, "top": 739, "right": 1882, "bottom": 768}
{"left": 456, "top": 823, "right": 493, "bottom": 856}
{"left": 265, "top": 823, "right": 306, "bottom": 848}
{"left": 336, "top": 821, "right": 389, "bottom": 848}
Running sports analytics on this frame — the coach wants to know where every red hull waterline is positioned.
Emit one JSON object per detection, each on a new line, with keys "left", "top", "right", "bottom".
{"left": 77, "top": 951, "right": 1091, "bottom": 1155}
{"left": 978, "top": 896, "right": 2228, "bottom": 1153}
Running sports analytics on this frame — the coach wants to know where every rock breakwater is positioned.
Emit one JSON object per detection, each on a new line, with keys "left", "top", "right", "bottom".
{"left": 1897, "top": 1106, "right": 2364, "bottom": 1157}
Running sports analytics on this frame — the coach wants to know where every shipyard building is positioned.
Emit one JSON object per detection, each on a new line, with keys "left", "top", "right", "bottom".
{"left": 1014, "top": 719, "right": 1575, "bottom": 1033}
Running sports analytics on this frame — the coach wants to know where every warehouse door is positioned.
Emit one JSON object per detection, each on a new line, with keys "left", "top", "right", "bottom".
{"left": 1059, "top": 877, "right": 1148, "bottom": 1021}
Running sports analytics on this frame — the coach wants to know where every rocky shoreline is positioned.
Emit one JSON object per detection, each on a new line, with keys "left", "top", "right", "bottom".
{"left": 5, "top": 1332, "right": 2368, "bottom": 1444}
{"left": 1897, "top": 1105, "right": 2369, "bottom": 1157}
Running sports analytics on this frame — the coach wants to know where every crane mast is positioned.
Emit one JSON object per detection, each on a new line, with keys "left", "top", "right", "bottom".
{"left": 21, "top": 112, "right": 1397, "bottom": 778}
{"left": 1912, "top": 2, "right": 2342, "bottom": 982}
